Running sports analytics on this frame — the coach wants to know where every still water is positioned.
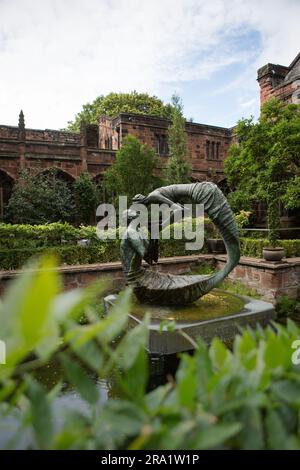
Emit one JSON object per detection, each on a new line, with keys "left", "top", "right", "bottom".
{"left": 131, "top": 289, "right": 245, "bottom": 322}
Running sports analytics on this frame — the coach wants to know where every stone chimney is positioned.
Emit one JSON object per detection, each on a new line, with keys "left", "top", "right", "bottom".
{"left": 257, "top": 63, "right": 289, "bottom": 108}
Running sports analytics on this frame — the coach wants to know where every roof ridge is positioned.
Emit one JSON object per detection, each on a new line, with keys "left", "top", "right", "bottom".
{"left": 289, "top": 52, "right": 300, "bottom": 69}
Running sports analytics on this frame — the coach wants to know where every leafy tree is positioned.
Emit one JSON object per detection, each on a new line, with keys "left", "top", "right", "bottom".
{"left": 225, "top": 99, "right": 300, "bottom": 246}
{"left": 165, "top": 94, "right": 191, "bottom": 184}
{"left": 5, "top": 169, "right": 76, "bottom": 224}
{"left": 66, "top": 91, "right": 173, "bottom": 132}
{"left": 104, "top": 135, "right": 160, "bottom": 203}
{"left": 283, "top": 176, "right": 300, "bottom": 210}
{"left": 73, "top": 172, "right": 99, "bottom": 224}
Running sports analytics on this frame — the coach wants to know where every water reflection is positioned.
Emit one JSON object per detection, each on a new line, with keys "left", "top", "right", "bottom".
{"left": 34, "top": 351, "right": 180, "bottom": 401}
{"left": 131, "top": 289, "right": 245, "bottom": 323}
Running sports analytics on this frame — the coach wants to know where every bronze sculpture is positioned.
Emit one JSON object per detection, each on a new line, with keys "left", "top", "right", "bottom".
{"left": 120, "top": 182, "right": 240, "bottom": 306}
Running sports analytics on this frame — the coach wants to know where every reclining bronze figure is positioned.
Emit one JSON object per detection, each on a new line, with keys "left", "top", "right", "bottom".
{"left": 120, "top": 182, "right": 240, "bottom": 306}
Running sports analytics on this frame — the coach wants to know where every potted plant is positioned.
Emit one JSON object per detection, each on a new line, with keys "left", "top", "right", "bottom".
{"left": 206, "top": 223, "right": 226, "bottom": 254}
{"left": 262, "top": 200, "right": 285, "bottom": 262}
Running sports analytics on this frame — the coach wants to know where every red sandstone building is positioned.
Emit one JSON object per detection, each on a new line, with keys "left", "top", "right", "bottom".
{"left": 1, "top": 51, "right": 299, "bottom": 217}
{"left": 0, "top": 112, "right": 231, "bottom": 216}
{"left": 257, "top": 52, "right": 300, "bottom": 107}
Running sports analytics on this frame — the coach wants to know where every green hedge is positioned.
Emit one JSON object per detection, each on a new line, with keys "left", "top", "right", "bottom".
{"left": 0, "top": 241, "right": 210, "bottom": 270}
{"left": 240, "top": 238, "right": 300, "bottom": 258}
{"left": 0, "top": 219, "right": 215, "bottom": 250}
{"left": 0, "top": 244, "right": 120, "bottom": 270}
{"left": 0, "top": 223, "right": 299, "bottom": 270}
{"left": 0, "top": 220, "right": 213, "bottom": 269}
{"left": 2, "top": 238, "right": 299, "bottom": 271}
{"left": 0, "top": 222, "right": 99, "bottom": 249}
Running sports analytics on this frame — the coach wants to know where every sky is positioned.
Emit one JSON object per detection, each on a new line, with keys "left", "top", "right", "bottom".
{"left": 0, "top": 0, "right": 299, "bottom": 130}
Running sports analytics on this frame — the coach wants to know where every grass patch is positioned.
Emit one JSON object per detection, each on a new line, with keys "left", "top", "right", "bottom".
{"left": 219, "top": 279, "right": 260, "bottom": 298}
{"left": 191, "top": 263, "right": 260, "bottom": 298}
{"left": 190, "top": 262, "right": 215, "bottom": 275}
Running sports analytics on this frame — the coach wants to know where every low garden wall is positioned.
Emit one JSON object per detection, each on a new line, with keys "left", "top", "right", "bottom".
{"left": 215, "top": 255, "right": 300, "bottom": 303}
{"left": 0, "top": 254, "right": 210, "bottom": 296}
{"left": 0, "top": 253, "right": 299, "bottom": 304}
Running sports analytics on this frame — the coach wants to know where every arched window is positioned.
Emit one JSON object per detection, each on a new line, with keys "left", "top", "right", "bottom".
{"left": 38, "top": 168, "right": 75, "bottom": 185}
{"left": 155, "top": 134, "right": 169, "bottom": 155}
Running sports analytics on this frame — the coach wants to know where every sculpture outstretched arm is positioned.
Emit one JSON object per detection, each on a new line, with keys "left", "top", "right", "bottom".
{"left": 133, "top": 190, "right": 184, "bottom": 212}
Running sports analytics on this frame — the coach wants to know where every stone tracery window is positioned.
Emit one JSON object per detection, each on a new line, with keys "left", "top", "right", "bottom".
{"left": 155, "top": 134, "right": 168, "bottom": 155}
{"left": 206, "top": 140, "right": 221, "bottom": 160}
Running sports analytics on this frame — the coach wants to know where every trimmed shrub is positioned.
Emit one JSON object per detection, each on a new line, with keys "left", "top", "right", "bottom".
{"left": 0, "top": 218, "right": 215, "bottom": 250}
{"left": 0, "top": 219, "right": 214, "bottom": 269}
{"left": 0, "top": 239, "right": 207, "bottom": 271}
{"left": 0, "top": 222, "right": 96, "bottom": 249}
{"left": 0, "top": 243, "right": 123, "bottom": 270}
{"left": 282, "top": 240, "right": 300, "bottom": 258}
{"left": 240, "top": 238, "right": 266, "bottom": 258}
{"left": 0, "top": 222, "right": 299, "bottom": 270}
{"left": 240, "top": 238, "right": 300, "bottom": 258}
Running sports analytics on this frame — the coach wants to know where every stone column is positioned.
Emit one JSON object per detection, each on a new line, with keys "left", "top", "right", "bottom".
{"left": 80, "top": 120, "right": 88, "bottom": 172}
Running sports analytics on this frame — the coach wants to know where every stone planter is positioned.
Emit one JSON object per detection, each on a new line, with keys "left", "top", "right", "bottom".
{"left": 207, "top": 238, "right": 226, "bottom": 254}
{"left": 262, "top": 247, "right": 285, "bottom": 262}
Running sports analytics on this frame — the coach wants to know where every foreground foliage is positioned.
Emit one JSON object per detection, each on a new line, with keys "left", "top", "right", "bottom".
{"left": 0, "top": 257, "right": 300, "bottom": 449}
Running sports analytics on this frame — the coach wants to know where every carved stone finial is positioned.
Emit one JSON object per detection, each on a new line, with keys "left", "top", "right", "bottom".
{"left": 18, "top": 110, "right": 25, "bottom": 130}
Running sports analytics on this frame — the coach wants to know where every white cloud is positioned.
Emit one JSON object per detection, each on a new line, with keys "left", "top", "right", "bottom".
{"left": 0, "top": 0, "right": 299, "bottom": 129}
{"left": 239, "top": 98, "right": 257, "bottom": 109}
